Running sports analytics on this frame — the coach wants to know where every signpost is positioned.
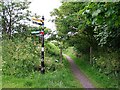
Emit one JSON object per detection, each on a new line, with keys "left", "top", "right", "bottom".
{"left": 31, "top": 31, "right": 40, "bottom": 34}
{"left": 40, "top": 16, "right": 45, "bottom": 74}
{"left": 32, "top": 16, "right": 45, "bottom": 74}
{"left": 32, "top": 17, "right": 43, "bottom": 25}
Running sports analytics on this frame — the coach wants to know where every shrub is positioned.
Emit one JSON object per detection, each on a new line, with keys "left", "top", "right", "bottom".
{"left": 45, "top": 42, "right": 59, "bottom": 58}
{"left": 93, "top": 52, "right": 119, "bottom": 78}
{"left": 2, "top": 37, "right": 40, "bottom": 77}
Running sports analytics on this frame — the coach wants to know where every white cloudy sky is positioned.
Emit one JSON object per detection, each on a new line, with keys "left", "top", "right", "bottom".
{"left": 28, "top": 0, "right": 62, "bottom": 30}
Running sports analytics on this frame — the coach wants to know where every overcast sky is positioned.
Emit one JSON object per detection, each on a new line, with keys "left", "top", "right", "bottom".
{"left": 28, "top": 0, "right": 62, "bottom": 30}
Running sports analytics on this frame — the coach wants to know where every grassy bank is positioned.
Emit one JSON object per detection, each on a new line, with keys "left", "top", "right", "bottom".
{"left": 64, "top": 47, "right": 118, "bottom": 88}
{"left": 2, "top": 57, "right": 81, "bottom": 88}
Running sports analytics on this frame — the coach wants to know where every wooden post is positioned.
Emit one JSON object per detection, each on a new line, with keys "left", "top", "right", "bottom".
{"left": 40, "top": 16, "right": 45, "bottom": 74}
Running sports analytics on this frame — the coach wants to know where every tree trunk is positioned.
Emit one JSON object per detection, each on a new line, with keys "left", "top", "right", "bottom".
{"left": 8, "top": 8, "right": 12, "bottom": 39}
{"left": 8, "top": 18, "right": 12, "bottom": 39}
{"left": 2, "top": 4, "right": 7, "bottom": 36}
{"left": 90, "top": 46, "right": 92, "bottom": 65}
{"left": 60, "top": 47, "right": 62, "bottom": 63}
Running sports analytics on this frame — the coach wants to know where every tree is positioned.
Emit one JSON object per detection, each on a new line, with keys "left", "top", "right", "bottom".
{"left": 1, "top": 0, "right": 31, "bottom": 38}
{"left": 51, "top": 2, "right": 98, "bottom": 64}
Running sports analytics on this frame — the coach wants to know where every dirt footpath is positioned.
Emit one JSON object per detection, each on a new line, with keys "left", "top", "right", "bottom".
{"left": 65, "top": 55, "right": 95, "bottom": 88}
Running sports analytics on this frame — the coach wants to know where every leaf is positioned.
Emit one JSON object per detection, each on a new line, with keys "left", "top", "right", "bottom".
{"left": 92, "top": 9, "right": 101, "bottom": 17}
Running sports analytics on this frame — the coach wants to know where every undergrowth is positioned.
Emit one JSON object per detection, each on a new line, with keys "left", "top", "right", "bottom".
{"left": 2, "top": 57, "right": 81, "bottom": 88}
{"left": 2, "top": 38, "right": 81, "bottom": 88}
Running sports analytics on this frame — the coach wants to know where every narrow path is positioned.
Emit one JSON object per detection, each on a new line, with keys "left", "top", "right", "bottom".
{"left": 64, "top": 54, "right": 94, "bottom": 88}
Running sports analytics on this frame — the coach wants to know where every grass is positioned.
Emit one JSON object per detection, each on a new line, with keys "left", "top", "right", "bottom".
{"left": 2, "top": 57, "right": 82, "bottom": 88}
{"left": 64, "top": 47, "right": 118, "bottom": 88}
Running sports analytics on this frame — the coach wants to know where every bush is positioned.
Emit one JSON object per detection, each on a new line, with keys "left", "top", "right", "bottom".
{"left": 2, "top": 37, "right": 40, "bottom": 77}
{"left": 45, "top": 57, "right": 64, "bottom": 72}
{"left": 2, "top": 36, "right": 64, "bottom": 77}
{"left": 93, "top": 52, "right": 120, "bottom": 78}
{"left": 45, "top": 42, "right": 59, "bottom": 58}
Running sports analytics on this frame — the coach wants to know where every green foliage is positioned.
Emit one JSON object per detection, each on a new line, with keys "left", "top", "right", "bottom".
{"left": 2, "top": 57, "right": 81, "bottom": 88}
{"left": 51, "top": 2, "right": 120, "bottom": 50}
{"left": 51, "top": 2, "right": 120, "bottom": 82}
{"left": 77, "top": 2, "right": 120, "bottom": 49}
{"left": 2, "top": 35, "right": 65, "bottom": 77}
{"left": 1, "top": 0, "right": 31, "bottom": 38}
{"left": 45, "top": 42, "right": 60, "bottom": 58}
{"left": 93, "top": 52, "right": 120, "bottom": 78}
{"left": 2, "top": 37, "right": 40, "bottom": 77}
{"left": 2, "top": 25, "right": 67, "bottom": 77}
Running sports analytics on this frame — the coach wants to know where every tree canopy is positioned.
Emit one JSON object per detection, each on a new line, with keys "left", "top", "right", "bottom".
{"left": 51, "top": 2, "right": 120, "bottom": 52}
